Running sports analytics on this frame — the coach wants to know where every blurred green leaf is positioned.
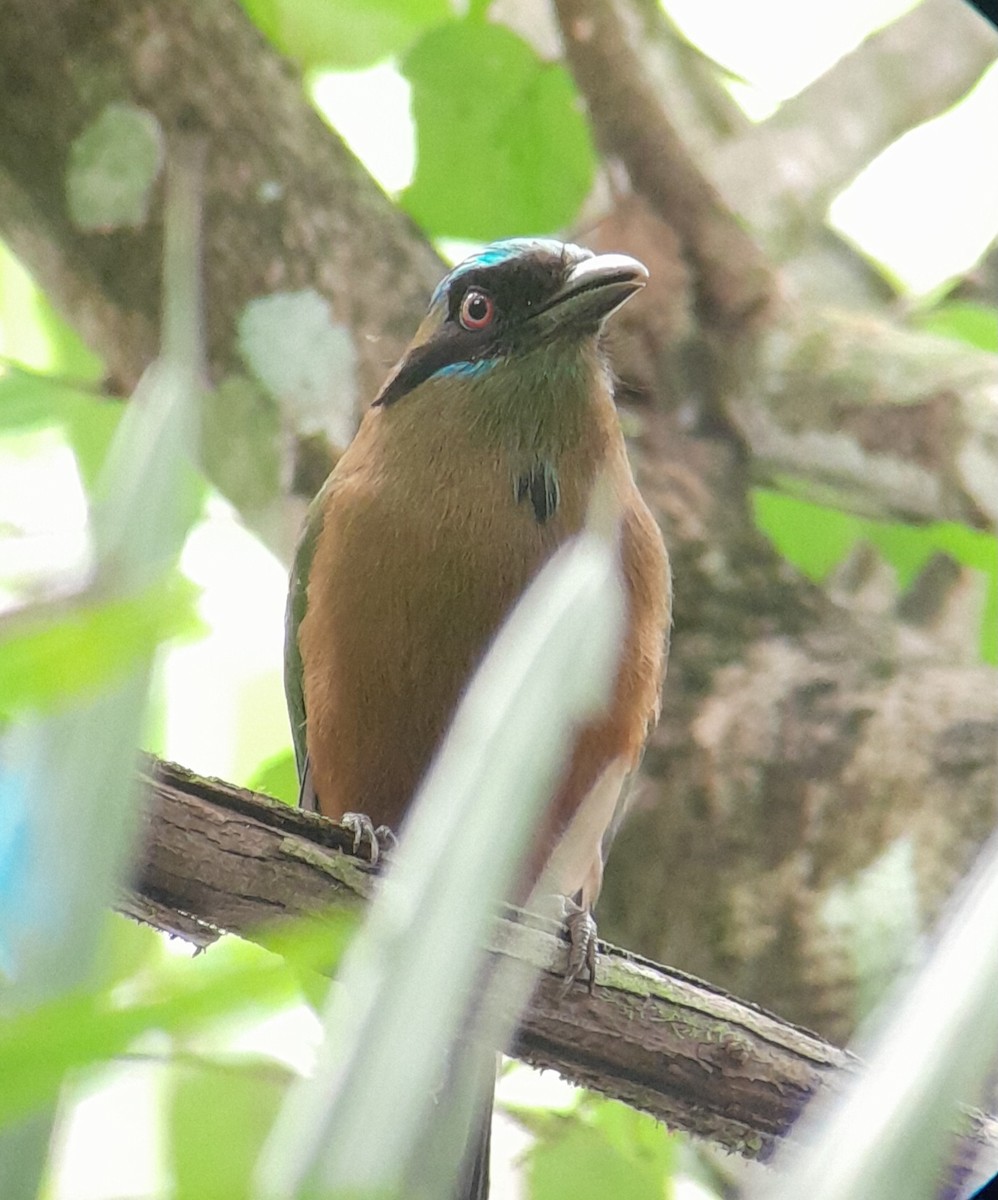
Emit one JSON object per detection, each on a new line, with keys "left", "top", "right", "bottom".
{"left": 169, "top": 1058, "right": 291, "bottom": 1200}
{"left": 401, "top": 21, "right": 597, "bottom": 239}
{"left": 752, "top": 489, "right": 998, "bottom": 663}
{"left": 762, "top": 829, "right": 998, "bottom": 1200}
{"left": 0, "top": 571, "right": 204, "bottom": 718}
{"left": 527, "top": 1098, "right": 673, "bottom": 1200}
{"left": 0, "top": 243, "right": 104, "bottom": 380}
{"left": 241, "top": 0, "right": 450, "bottom": 69}
{"left": 254, "top": 908, "right": 359, "bottom": 1001}
{"left": 913, "top": 301, "right": 998, "bottom": 352}
{"left": 0, "top": 936, "right": 302, "bottom": 1126}
{"left": 0, "top": 142, "right": 208, "bottom": 1190}
{"left": 248, "top": 747, "right": 300, "bottom": 807}
{"left": 92, "top": 362, "right": 205, "bottom": 577}
{"left": 96, "top": 912, "right": 172, "bottom": 992}
{"left": 0, "top": 368, "right": 122, "bottom": 488}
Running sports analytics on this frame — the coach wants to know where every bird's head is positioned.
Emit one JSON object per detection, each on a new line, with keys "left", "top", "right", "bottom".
{"left": 373, "top": 239, "right": 647, "bottom": 410}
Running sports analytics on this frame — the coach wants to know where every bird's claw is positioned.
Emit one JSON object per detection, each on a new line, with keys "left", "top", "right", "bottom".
{"left": 341, "top": 812, "right": 397, "bottom": 866}
{"left": 559, "top": 903, "right": 599, "bottom": 997}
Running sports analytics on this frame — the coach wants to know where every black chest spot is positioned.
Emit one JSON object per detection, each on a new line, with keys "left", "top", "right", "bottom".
{"left": 515, "top": 461, "right": 560, "bottom": 525}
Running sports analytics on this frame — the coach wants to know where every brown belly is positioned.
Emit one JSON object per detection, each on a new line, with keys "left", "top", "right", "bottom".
{"left": 298, "top": 403, "right": 670, "bottom": 886}
{"left": 300, "top": 460, "right": 570, "bottom": 828}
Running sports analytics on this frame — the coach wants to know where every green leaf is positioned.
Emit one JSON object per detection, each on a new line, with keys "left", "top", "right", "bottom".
{"left": 169, "top": 1059, "right": 291, "bottom": 1200}
{"left": 0, "top": 135, "right": 207, "bottom": 1192}
{"left": 0, "top": 938, "right": 302, "bottom": 1127}
{"left": 752, "top": 489, "right": 998, "bottom": 664}
{"left": 247, "top": 747, "right": 300, "bottom": 807}
{"left": 96, "top": 912, "right": 171, "bottom": 992}
{"left": 764, "top": 832, "right": 998, "bottom": 1200}
{"left": 254, "top": 909, "right": 359, "bottom": 982}
{"left": 401, "top": 21, "right": 597, "bottom": 240}
{"left": 0, "top": 368, "right": 122, "bottom": 488}
{"left": 913, "top": 302, "right": 998, "bottom": 352}
{"left": 527, "top": 1099, "right": 673, "bottom": 1200}
{"left": 0, "top": 571, "right": 204, "bottom": 718}
{"left": 240, "top": 0, "right": 451, "bottom": 70}
{"left": 0, "top": 243, "right": 104, "bottom": 380}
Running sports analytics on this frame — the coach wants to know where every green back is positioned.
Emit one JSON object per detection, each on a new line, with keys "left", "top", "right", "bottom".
{"left": 284, "top": 491, "right": 326, "bottom": 786}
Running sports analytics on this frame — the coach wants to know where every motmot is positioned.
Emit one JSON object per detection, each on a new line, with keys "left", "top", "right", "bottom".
{"left": 284, "top": 238, "right": 671, "bottom": 1192}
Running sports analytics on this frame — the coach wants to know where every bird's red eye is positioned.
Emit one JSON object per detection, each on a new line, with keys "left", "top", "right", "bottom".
{"left": 459, "top": 290, "right": 495, "bottom": 331}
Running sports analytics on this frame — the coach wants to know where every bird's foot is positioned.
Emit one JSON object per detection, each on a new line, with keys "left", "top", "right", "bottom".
{"left": 558, "top": 898, "right": 599, "bottom": 997}
{"left": 340, "top": 812, "right": 397, "bottom": 866}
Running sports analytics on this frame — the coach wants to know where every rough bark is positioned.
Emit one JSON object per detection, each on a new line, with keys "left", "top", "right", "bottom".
{"left": 545, "top": 0, "right": 998, "bottom": 1041}
{"left": 131, "top": 758, "right": 848, "bottom": 1160}
{"left": 0, "top": 0, "right": 441, "bottom": 399}
{"left": 603, "top": 400, "right": 998, "bottom": 1043}
{"left": 737, "top": 310, "right": 998, "bottom": 529}
{"left": 127, "top": 757, "right": 998, "bottom": 1187}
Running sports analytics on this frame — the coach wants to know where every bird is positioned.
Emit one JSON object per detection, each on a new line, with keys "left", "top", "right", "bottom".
{"left": 284, "top": 237, "right": 671, "bottom": 1197}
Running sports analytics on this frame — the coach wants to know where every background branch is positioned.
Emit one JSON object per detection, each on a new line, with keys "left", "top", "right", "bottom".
{"left": 712, "top": 0, "right": 998, "bottom": 252}
{"left": 554, "top": 0, "right": 777, "bottom": 329}
{"left": 0, "top": 0, "right": 442, "bottom": 558}
{"left": 739, "top": 310, "right": 998, "bottom": 528}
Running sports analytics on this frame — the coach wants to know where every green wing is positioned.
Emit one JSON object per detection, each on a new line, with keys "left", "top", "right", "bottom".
{"left": 284, "top": 490, "right": 327, "bottom": 809}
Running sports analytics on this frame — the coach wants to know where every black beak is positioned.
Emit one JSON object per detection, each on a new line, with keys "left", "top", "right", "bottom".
{"left": 532, "top": 253, "right": 648, "bottom": 331}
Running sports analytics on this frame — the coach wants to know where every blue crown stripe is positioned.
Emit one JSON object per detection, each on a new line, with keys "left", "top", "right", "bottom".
{"left": 430, "top": 238, "right": 572, "bottom": 306}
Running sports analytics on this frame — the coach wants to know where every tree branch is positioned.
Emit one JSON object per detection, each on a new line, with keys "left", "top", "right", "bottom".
{"left": 738, "top": 310, "right": 998, "bottom": 528}
{"left": 0, "top": 0, "right": 441, "bottom": 400}
{"left": 712, "top": 0, "right": 998, "bottom": 253}
{"left": 131, "top": 756, "right": 847, "bottom": 1158}
{"left": 553, "top": 0, "right": 776, "bottom": 330}
{"left": 128, "top": 756, "right": 998, "bottom": 1183}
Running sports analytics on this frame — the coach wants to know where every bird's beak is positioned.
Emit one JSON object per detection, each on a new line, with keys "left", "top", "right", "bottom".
{"left": 533, "top": 253, "right": 649, "bottom": 332}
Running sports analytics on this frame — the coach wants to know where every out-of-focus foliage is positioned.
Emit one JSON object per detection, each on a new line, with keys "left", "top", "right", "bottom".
{"left": 400, "top": 20, "right": 597, "bottom": 239}
{"left": 243, "top": 3, "right": 598, "bottom": 241}
{"left": 0, "top": 927, "right": 298, "bottom": 1127}
{"left": 0, "top": 370, "right": 121, "bottom": 490}
{"left": 0, "top": 242, "right": 103, "bottom": 381}
{"left": 515, "top": 1095, "right": 678, "bottom": 1200}
{"left": 248, "top": 747, "right": 300, "bottom": 807}
{"left": 753, "top": 490, "right": 998, "bottom": 664}
{"left": 0, "top": 141, "right": 211, "bottom": 1197}
{"left": 240, "top": 0, "right": 451, "bottom": 70}
{"left": 913, "top": 299, "right": 998, "bottom": 353}
{"left": 0, "top": 572, "right": 203, "bottom": 717}
{"left": 169, "top": 1057, "right": 292, "bottom": 1200}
